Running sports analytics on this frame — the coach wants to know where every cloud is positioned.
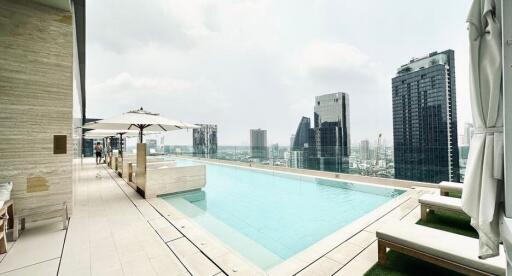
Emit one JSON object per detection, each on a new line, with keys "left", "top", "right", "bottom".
{"left": 87, "top": 0, "right": 216, "bottom": 52}
{"left": 294, "top": 41, "right": 383, "bottom": 90}
{"left": 87, "top": 0, "right": 473, "bottom": 146}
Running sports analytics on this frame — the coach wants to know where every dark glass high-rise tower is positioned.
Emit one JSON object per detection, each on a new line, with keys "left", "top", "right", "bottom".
{"left": 193, "top": 124, "right": 218, "bottom": 157}
{"left": 309, "top": 92, "right": 350, "bottom": 173}
{"left": 392, "top": 50, "right": 460, "bottom": 183}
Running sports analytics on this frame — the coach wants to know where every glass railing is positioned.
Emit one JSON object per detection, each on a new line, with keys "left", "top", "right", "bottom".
{"left": 126, "top": 144, "right": 468, "bottom": 184}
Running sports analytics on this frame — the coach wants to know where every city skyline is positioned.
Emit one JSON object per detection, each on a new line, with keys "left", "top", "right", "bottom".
{"left": 86, "top": 0, "right": 473, "bottom": 146}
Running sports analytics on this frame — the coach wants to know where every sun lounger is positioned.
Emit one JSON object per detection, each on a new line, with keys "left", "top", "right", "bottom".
{"left": 419, "top": 194, "right": 465, "bottom": 220}
{"left": 439, "top": 181, "right": 463, "bottom": 196}
{"left": 377, "top": 222, "right": 506, "bottom": 275}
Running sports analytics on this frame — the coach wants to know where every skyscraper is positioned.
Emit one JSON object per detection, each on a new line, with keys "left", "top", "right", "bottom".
{"left": 309, "top": 92, "right": 350, "bottom": 173}
{"left": 290, "top": 117, "right": 312, "bottom": 169}
{"left": 360, "top": 139, "right": 370, "bottom": 161}
{"left": 193, "top": 124, "right": 218, "bottom": 157}
{"left": 250, "top": 129, "right": 268, "bottom": 159}
{"left": 392, "top": 50, "right": 460, "bottom": 183}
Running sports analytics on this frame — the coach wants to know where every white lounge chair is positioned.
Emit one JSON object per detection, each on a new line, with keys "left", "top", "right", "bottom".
{"left": 377, "top": 222, "right": 506, "bottom": 275}
{"left": 419, "top": 194, "right": 465, "bottom": 220}
{"left": 439, "top": 181, "right": 463, "bottom": 196}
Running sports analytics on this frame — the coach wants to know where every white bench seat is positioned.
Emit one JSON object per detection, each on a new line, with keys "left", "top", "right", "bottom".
{"left": 439, "top": 181, "right": 463, "bottom": 196}
{"left": 377, "top": 222, "right": 506, "bottom": 275}
{"left": 419, "top": 194, "right": 465, "bottom": 219}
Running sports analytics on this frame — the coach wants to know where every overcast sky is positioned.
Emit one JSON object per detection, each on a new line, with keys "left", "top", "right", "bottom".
{"left": 86, "top": 0, "right": 473, "bottom": 146}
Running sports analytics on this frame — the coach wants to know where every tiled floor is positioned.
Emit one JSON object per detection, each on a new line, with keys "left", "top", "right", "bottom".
{"left": 0, "top": 159, "right": 427, "bottom": 276}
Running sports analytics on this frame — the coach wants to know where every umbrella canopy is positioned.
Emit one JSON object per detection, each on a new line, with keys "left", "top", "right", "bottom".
{"left": 83, "top": 129, "right": 144, "bottom": 138}
{"left": 462, "top": 0, "right": 503, "bottom": 259}
{"left": 83, "top": 107, "right": 199, "bottom": 142}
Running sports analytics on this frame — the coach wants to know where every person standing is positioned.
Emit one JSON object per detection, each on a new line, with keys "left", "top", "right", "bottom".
{"left": 95, "top": 142, "right": 103, "bottom": 165}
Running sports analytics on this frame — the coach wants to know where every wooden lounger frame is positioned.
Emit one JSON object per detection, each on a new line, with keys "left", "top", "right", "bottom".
{"left": 378, "top": 239, "right": 496, "bottom": 276}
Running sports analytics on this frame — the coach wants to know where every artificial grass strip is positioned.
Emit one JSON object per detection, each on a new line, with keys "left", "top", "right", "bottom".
{"left": 364, "top": 250, "right": 464, "bottom": 276}
{"left": 416, "top": 210, "right": 478, "bottom": 238}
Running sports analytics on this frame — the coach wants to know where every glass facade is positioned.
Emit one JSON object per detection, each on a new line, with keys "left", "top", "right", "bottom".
{"left": 392, "top": 50, "right": 460, "bottom": 183}
{"left": 250, "top": 129, "right": 268, "bottom": 159}
{"left": 309, "top": 93, "right": 351, "bottom": 173}
{"left": 193, "top": 124, "right": 218, "bottom": 157}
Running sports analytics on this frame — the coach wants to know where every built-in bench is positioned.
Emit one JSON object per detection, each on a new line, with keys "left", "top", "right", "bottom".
{"left": 13, "top": 203, "right": 68, "bottom": 240}
{"left": 132, "top": 161, "right": 206, "bottom": 198}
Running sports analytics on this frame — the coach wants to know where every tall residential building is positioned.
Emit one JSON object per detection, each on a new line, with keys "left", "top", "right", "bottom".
{"left": 193, "top": 124, "right": 218, "bottom": 157}
{"left": 250, "top": 129, "right": 268, "bottom": 159}
{"left": 360, "top": 139, "right": 370, "bottom": 161}
{"left": 309, "top": 92, "right": 351, "bottom": 173}
{"left": 392, "top": 50, "right": 460, "bottom": 183}
{"left": 289, "top": 134, "right": 295, "bottom": 149}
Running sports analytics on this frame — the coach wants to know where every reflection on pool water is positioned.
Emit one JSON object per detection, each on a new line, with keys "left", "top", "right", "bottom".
{"left": 163, "top": 160, "right": 404, "bottom": 270}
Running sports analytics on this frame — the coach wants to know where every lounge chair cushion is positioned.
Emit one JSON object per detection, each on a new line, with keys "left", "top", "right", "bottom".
{"left": 419, "top": 194, "right": 463, "bottom": 212}
{"left": 439, "top": 181, "right": 463, "bottom": 193}
{"left": 377, "top": 222, "right": 506, "bottom": 275}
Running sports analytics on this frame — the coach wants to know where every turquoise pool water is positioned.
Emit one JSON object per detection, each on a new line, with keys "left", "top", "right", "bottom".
{"left": 163, "top": 160, "right": 404, "bottom": 270}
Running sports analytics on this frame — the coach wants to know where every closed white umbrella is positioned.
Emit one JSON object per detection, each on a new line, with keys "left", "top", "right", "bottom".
{"left": 83, "top": 107, "right": 199, "bottom": 142}
{"left": 462, "top": 0, "right": 503, "bottom": 259}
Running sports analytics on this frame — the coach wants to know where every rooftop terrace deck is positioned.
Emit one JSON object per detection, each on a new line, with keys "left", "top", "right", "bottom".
{"left": 0, "top": 159, "right": 433, "bottom": 275}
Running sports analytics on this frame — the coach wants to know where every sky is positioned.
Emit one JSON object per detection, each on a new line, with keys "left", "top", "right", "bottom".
{"left": 86, "top": 0, "right": 473, "bottom": 147}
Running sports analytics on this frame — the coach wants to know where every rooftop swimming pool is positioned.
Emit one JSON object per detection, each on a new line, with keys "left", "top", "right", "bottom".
{"left": 162, "top": 160, "right": 404, "bottom": 270}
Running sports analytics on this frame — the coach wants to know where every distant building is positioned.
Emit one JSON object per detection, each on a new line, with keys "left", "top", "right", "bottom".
{"left": 250, "top": 129, "right": 268, "bottom": 159}
{"left": 146, "top": 139, "right": 158, "bottom": 155}
{"left": 392, "top": 50, "right": 460, "bottom": 183}
{"left": 289, "top": 151, "right": 304, "bottom": 168}
{"left": 289, "top": 134, "right": 295, "bottom": 149}
{"left": 290, "top": 117, "right": 312, "bottom": 169}
{"left": 360, "top": 139, "right": 370, "bottom": 161}
{"left": 193, "top": 124, "right": 218, "bottom": 157}
{"left": 271, "top": 143, "right": 279, "bottom": 159}
{"left": 309, "top": 92, "right": 350, "bottom": 173}
{"left": 164, "top": 145, "right": 171, "bottom": 154}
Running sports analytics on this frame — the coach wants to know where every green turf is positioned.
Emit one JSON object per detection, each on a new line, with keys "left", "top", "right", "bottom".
{"left": 364, "top": 210, "right": 477, "bottom": 275}
{"left": 364, "top": 250, "right": 464, "bottom": 276}
{"left": 417, "top": 210, "right": 478, "bottom": 238}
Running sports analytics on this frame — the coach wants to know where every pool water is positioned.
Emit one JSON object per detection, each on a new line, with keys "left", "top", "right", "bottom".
{"left": 163, "top": 160, "right": 404, "bottom": 270}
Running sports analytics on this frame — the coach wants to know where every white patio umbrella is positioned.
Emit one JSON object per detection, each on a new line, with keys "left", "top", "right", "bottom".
{"left": 83, "top": 129, "right": 142, "bottom": 138}
{"left": 462, "top": 0, "right": 504, "bottom": 259}
{"left": 83, "top": 107, "right": 199, "bottom": 143}
{"left": 83, "top": 129, "right": 160, "bottom": 157}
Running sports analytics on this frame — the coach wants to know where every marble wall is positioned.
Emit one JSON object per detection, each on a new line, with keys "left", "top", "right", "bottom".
{"left": 0, "top": 0, "right": 74, "bottom": 214}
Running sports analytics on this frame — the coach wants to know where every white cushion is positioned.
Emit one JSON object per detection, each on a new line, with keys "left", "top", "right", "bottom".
{"left": 0, "top": 181, "right": 13, "bottom": 202}
{"left": 439, "top": 181, "right": 463, "bottom": 193}
{"left": 419, "top": 194, "right": 463, "bottom": 212}
{"left": 377, "top": 222, "right": 506, "bottom": 275}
